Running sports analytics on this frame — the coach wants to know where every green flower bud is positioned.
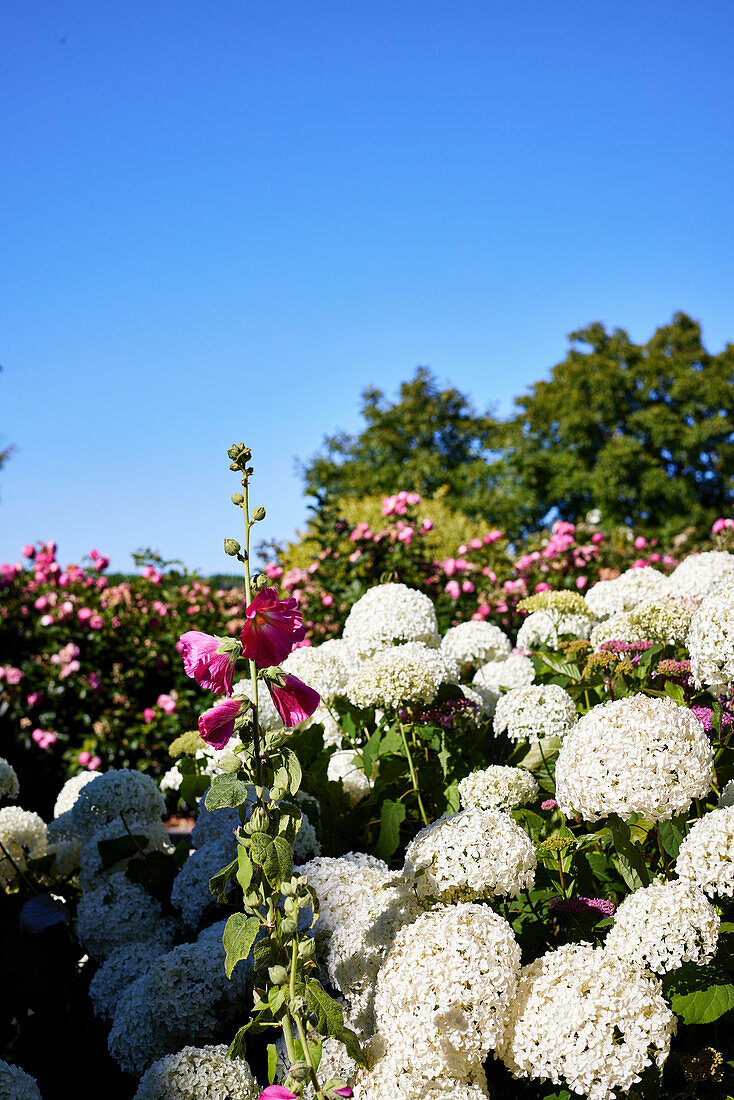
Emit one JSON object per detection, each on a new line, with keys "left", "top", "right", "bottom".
{"left": 297, "top": 937, "right": 316, "bottom": 959}
{"left": 253, "top": 573, "right": 269, "bottom": 591}
{"left": 250, "top": 806, "right": 270, "bottom": 833}
{"left": 251, "top": 506, "right": 266, "bottom": 522}
{"left": 280, "top": 917, "right": 297, "bottom": 938}
{"left": 231, "top": 493, "right": 245, "bottom": 506}
{"left": 268, "top": 964, "right": 289, "bottom": 986}
{"left": 224, "top": 538, "right": 241, "bottom": 556}
{"left": 289, "top": 1061, "right": 310, "bottom": 1082}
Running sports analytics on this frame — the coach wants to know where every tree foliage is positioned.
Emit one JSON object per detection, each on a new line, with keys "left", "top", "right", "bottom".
{"left": 302, "top": 315, "right": 734, "bottom": 537}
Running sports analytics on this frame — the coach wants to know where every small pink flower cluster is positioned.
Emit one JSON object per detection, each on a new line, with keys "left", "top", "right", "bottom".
{"left": 32, "top": 727, "right": 57, "bottom": 749}
{"left": 78, "top": 749, "right": 101, "bottom": 770}
{"left": 382, "top": 490, "right": 421, "bottom": 516}
{"left": 0, "top": 665, "right": 23, "bottom": 685}
{"left": 51, "top": 642, "right": 81, "bottom": 679}
{"left": 713, "top": 517, "right": 734, "bottom": 534}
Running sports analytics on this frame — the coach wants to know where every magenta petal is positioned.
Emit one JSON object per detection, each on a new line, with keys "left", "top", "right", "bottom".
{"left": 179, "top": 631, "right": 235, "bottom": 696}
{"left": 268, "top": 673, "right": 320, "bottom": 727}
{"left": 258, "top": 1088, "right": 298, "bottom": 1100}
{"left": 240, "top": 589, "right": 306, "bottom": 668}
{"left": 198, "top": 697, "right": 242, "bottom": 750}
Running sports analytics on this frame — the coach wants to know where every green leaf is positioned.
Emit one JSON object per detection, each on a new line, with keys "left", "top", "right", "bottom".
{"left": 662, "top": 962, "right": 734, "bottom": 1024}
{"left": 266, "top": 1043, "right": 278, "bottom": 1084}
{"left": 534, "top": 651, "right": 583, "bottom": 682}
{"left": 236, "top": 847, "right": 254, "bottom": 893}
{"left": 97, "top": 834, "right": 149, "bottom": 869}
{"left": 209, "top": 857, "right": 238, "bottom": 903}
{"left": 609, "top": 815, "right": 650, "bottom": 890}
{"left": 375, "top": 799, "right": 406, "bottom": 862}
{"left": 663, "top": 680, "right": 685, "bottom": 705}
{"left": 205, "top": 773, "right": 249, "bottom": 809}
{"left": 305, "top": 978, "right": 367, "bottom": 1066}
{"left": 657, "top": 816, "right": 686, "bottom": 859}
{"left": 223, "top": 913, "right": 260, "bottom": 979}
{"left": 250, "top": 832, "right": 293, "bottom": 887}
{"left": 272, "top": 748, "right": 302, "bottom": 796}
{"left": 227, "top": 1022, "right": 251, "bottom": 1059}
{"left": 125, "top": 850, "right": 178, "bottom": 904}
{"left": 361, "top": 728, "right": 382, "bottom": 778}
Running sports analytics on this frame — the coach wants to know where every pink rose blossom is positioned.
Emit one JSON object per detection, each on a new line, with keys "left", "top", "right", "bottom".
{"left": 34, "top": 596, "right": 49, "bottom": 611}
{"left": 444, "top": 580, "right": 461, "bottom": 599}
{"left": 575, "top": 576, "right": 587, "bottom": 589}
{"left": 634, "top": 536, "right": 647, "bottom": 550}
{"left": 88, "top": 614, "right": 104, "bottom": 630}
{"left": 534, "top": 582, "right": 552, "bottom": 593}
{"left": 5, "top": 667, "right": 23, "bottom": 685}
{"left": 461, "top": 580, "right": 475, "bottom": 593}
{"left": 421, "top": 518, "right": 433, "bottom": 532}
{"left": 157, "top": 693, "right": 178, "bottom": 714}
{"left": 22, "top": 544, "right": 35, "bottom": 559}
{"left": 78, "top": 750, "right": 91, "bottom": 766}
{"left": 458, "top": 544, "right": 468, "bottom": 555}
{"left": 322, "top": 594, "right": 334, "bottom": 607}
{"left": 198, "top": 696, "right": 243, "bottom": 750}
{"left": 27, "top": 693, "right": 40, "bottom": 707}
{"left": 469, "top": 537, "right": 483, "bottom": 549}
{"left": 265, "top": 562, "right": 283, "bottom": 580}
{"left": 77, "top": 607, "right": 92, "bottom": 623}
{"left": 267, "top": 673, "right": 320, "bottom": 727}
{"left": 32, "top": 728, "right": 57, "bottom": 749}
{"left": 484, "top": 529, "right": 503, "bottom": 544}
{"left": 240, "top": 588, "right": 306, "bottom": 668}
{"left": 179, "top": 631, "right": 240, "bottom": 696}
{"left": 143, "top": 707, "right": 157, "bottom": 723}
{"left": 87, "top": 755, "right": 102, "bottom": 770}
{"left": 40, "top": 614, "right": 54, "bottom": 626}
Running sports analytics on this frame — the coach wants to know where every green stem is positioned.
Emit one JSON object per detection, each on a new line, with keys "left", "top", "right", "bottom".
{"left": 537, "top": 740, "right": 555, "bottom": 790}
{"left": 294, "top": 1007, "right": 322, "bottom": 1098}
{"left": 242, "top": 478, "right": 262, "bottom": 787}
{"left": 654, "top": 822, "right": 668, "bottom": 874}
{"left": 399, "top": 722, "right": 429, "bottom": 827}
{"left": 556, "top": 852, "right": 568, "bottom": 900}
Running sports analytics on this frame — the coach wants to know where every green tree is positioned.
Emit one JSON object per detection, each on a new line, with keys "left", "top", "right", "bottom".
{"left": 301, "top": 367, "right": 502, "bottom": 520}
{"left": 498, "top": 312, "right": 734, "bottom": 534}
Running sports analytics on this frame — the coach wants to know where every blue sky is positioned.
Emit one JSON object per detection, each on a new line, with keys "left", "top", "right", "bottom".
{"left": 1, "top": 0, "right": 733, "bottom": 574}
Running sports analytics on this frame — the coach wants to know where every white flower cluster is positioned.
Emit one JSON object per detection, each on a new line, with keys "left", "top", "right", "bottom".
{"left": 403, "top": 808, "right": 536, "bottom": 904}
{"left": 69, "top": 769, "right": 166, "bottom": 842}
{"left": 666, "top": 550, "right": 734, "bottom": 601}
{"left": 299, "top": 852, "right": 391, "bottom": 944}
{"left": 78, "top": 816, "right": 174, "bottom": 890}
{"left": 76, "top": 870, "right": 176, "bottom": 960}
{"left": 585, "top": 566, "right": 671, "bottom": 619}
{"left": 0, "top": 1059, "right": 42, "bottom": 1100}
{"left": 0, "top": 757, "right": 19, "bottom": 802}
{"left": 555, "top": 694, "right": 714, "bottom": 822}
{"left": 675, "top": 805, "right": 734, "bottom": 897}
{"left": 133, "top": 1044, "right": 257, "bottom": 1100}
{"left": 89, "top": 941, "right": 171, "bottom": 1020}
{"left": 718, "top": 779, "right": 734, "bottom": 808}
{"left": 282, "top": 639, "right": 355, "bottom": 703}
{"left": 496, "top": 943, "right": 676, "bottom": 1100}
{"left": 343, "top": 583, "right": 440, "bottom": 659}
{"left": 293, "top": 810, "right": 321, "bottom": 861}
{"left": 327, "top": 880, "right": 422, "bottom": 1037}
{"left": 493, "top": 684, "right": 577, "bottom": 744}
{"left": 171, "top": 836, "right": 236, "bottom": 928}
{"left": 687, "top": 578, "right": 734, "bottom": 691}
{"left": 440, "top": 621, "right": 512, "bottom": 673}
{"left": 0, "top": 806, "right": 47, "bottom": 887}
{"left": 347, "top": 643, "right": 457, "bottom": 709}
{"left": 517, "top": 610, "right": 592, "bottom": 651}
{"left": 53, "top": 770, "right": 98, "bottom": 817}
{"left": 190, "top": 795, "right": 242, "bottom": 850}
{"left": 107, "top": 933, "right": 252, "bottom": 1074}
{"left": 590, "top": 597, "right": 694, "bottom": 648}
{"left": 327, "top": 750, "right": 372, "bottom": 805}
{"left": 458, "top": 766, "right": 538, "bottom": 812}
{"left": 471, "top": 654, "right": 535, "bottom": 716}
{"left": 354, "top": 1055, "right": 489, "bottom": 1100}
{"left": 604, "top": 881, "right": 720, "bottom": 974}
{"left": 373, "top": 904, "right": 521, "bottom": 1078}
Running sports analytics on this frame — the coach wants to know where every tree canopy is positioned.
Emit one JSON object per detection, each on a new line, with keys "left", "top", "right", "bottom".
{"left": 301, "top": 314, "right": 734, "bottom": 537}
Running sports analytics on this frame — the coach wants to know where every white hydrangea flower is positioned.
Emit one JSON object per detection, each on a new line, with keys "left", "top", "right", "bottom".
{"left": 471, "top": 654, "right": 535, "bottom": 715}
{"left": 190, "top": 794, "right": 243, "bottom": 850}
{"left": 718, "top": 779, "right": 734, "bottom": 808}
{"left": 233, "top": 678, "right": 283, "bottom": 733}
{"left": 675, "top": 805, "right": 734, "bottom": 897}
{"left": 282, "top": 640, "right": 355, "bottom": 703}
{"left": 458, "top": 766, "right": 538, "bottom": 812}
{"left": 171, "top": 836, "right": 236, "bottom": 928}
{"left": 298, "top": 853, "right": 390, "bottom": 945}
{"left": 403, "top": 807, "right": 536, "bottom": 904}
{"left": 107, "top": 937, "right": 253, "bottom": 1074}
{"left": 343, "top": 583, "right": 440, "bottom": 659}
{"left": 133, "top": 1044, "right": 257, "bottom": 1100}
{"left": 0, "top": 1060, "right": 42, "bottom": 1100}
{"left": 327, "top": 750, "right": 372, "bottom": 805}
{"left": 0, "top": 757, "right": 19, "bottom": 802}
{"left": 590, "top": 597, "right": 694, "bottom": 648}
{"left": 309, "top": 703, "right": 344, "bottom": 748}
{"left": 374, "top": 904, "right": 521, "bottom": 1077}
{"left": 53, "top": 770, "right": 98, "bottom": 818}
{"left": 493, "top": 684, "right": 577, "bottom": 743}
{"left": 327, "top": 879, "right": 422, "bottom": 1038}
{"left": 585, "top": 566, "right": 671, "bottom": 619}
{"left": 555, "top": 694, "right": 714, "bottom": 822}
{"left": 516, "top": 610, "right": 592, "bottom": 651}
{"left": 78, "top": 817, "right": 174, "bottom": 890}
{"left": 294, "top": 810, "right": 321, "bottom": 861}
{"left": 69, "top": 769, "right": 165, "bottom": 843}
{"left": 667, "top": 550, "right": 734, "bottom": 601}
{"left": 604, "top": 881, "right": 719, "bottom": 974}
{"left": 0, "top": 806, "right": 47, "bottom": 887}
{"left": 76, "top": 870, "right": 176, "bottom": 960}
{"left": 687, "top": 578, "right": 734, "bottom": 691}
{"left": 347, "top": 643, "right": 457, "bottom": 709}
{"left": 496, "top": 942, "right": 676, "bottom": 1100}
{"left": 354, "top": 1053, "right": 489, "bottom": 1100}
{"left": 440, "top": 621, "right": 512, "bottom": 673}
{"left": 89, "top": 941, "right": 171, "bottom": 1020}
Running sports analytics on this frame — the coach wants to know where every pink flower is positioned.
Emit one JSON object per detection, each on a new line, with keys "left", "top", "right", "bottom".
{"left": 461, "top": 580, "right": 475, "bottom": 593}
{"left": 32, "top": 728, "right": 57, "bottom": 749}
{"left": 78, "top": 607, "right": 92, "bottom": 622}
{"left": 22, "top": 544, "right": 35, "bottom": 559}
{"left": 257, "top": 1088, "right": 297, "bottom": 1100}
{"left": 40, "top": 614, "right": 54, "bottom": 626}
{"left": 88, "top": 614, "right": 104, "bottom": 630}
{"left": 143, "top": 707, "right": 157, "bottom": 723}
{"left": 484, "top": 529, "right": 503, "bottom": 544}
{"left": 240, "top": 588, "right": 306, "bottom": 668}
{"left": 421, "top": 518, "right": 433, "bottom": 532}
{"left": 179, "top": 631, "right": 240, "bottom": 696}
{"left": 444, "top": 579, "right": 461, "bottom": 599}
{"left": 541, "top": 798, "right": 558, "bottom": 810}
{"left": 634, "top": 536, "right": 647, "bottom": 550}
{"left": 78, "top": 750, "right": 91, "bottom": 766}
{"left": 157, "top": 692, "right": 178, "bottom": 714}
{"left": 5, "top": 667, "right": 23, "bottom": 685}
{"left": 265, "top": 562, "right": 283, "bottom": 580}
{"left": 267, "top": 673, "right": 320, "bottom": 727}
{"left": 87, "top": 755, "right": 102, "bottom": 771}
{"left": 575, "top": 576, "right": 587, "bottom": 589}
{"left": 198, "top": 696, "right": 243, "bottom": 750}
{"left": 591, "top": 532, "right": 604, "bottom": 544}
{"left": 469, "top": 537, "right": 483, "bottom": 549}
{"left": 534, "top": 582, "right": 552, "bottom": 593}
{"left": 27, "top": 693, "right": 40, "bottom": 707}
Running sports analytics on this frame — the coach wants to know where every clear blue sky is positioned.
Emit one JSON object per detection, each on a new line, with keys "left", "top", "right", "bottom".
{"left": 1, "top": 0, "right": 733, "bottom": 574}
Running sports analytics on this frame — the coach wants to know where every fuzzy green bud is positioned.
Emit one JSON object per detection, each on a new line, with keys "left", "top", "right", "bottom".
{"left": 224, "top": 538, "right": 241, "bottom": 557}
{"left": 280, "top": 917, "right": 297, "bottom": 938}
{"left": 289, "top": 1061, "right": 310, "bottom": 1082}
{"left": 253, "top": 573, "right": 268, "bottom": 591}
{"left": 250, "top": 806, "right": 270, "bottom": 833}
{"left": 231, "top": 492, "right": 245, "bottom": 506}
{"left": 268, "top": 964, "right": 289, "bottom": 986}
{"left": 251, "top": 506, "right": 266, "bottom": 522}
{"left": 297, "top": 937, "right": 316, "bottom": 959}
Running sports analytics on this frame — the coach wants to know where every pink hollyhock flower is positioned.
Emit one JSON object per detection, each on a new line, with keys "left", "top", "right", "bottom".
{"left": 240, "top": 588, "right": 306, "bottom": 668}
{"left": 179, "top": 631, "right": 240, "bottom": 696}
{"left": 332, "top": 1089, "right": 353, "bottom": 1098}
{"left": 267, "top": 673, "right": 320, "bottom": 727}
{"left": 198, "top": 696, "right": 243, "bottom": 750}
{"left": 143, "top": 707, "right": 156, "bottom": 723}
{"left": 257, "top": 1088, "right": 297, "bottom": 1100}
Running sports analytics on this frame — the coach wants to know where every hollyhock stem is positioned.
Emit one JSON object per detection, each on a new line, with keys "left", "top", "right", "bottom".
{"left": 242, "top": 477, "right": 262, "bottom": 786}
{"left": 399, "top": 721, "right": 429, "bottom": 827}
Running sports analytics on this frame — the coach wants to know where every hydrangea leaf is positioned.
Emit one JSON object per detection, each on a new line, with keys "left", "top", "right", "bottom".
{"left": 663, "top": 962, "right": 734, "bottom": 1025}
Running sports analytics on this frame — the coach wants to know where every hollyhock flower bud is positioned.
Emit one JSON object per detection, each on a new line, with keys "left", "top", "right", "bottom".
{"left": 267, "top": 673, "right": 320, "bottom": 727}
{"left": 179, "top": 631, "right": 241, "bottom": 696}
{"left": 198, "top": 696, "right": 243, "bottom": 750}
{"left": 240, "top": 588, "right": 305, "bottom": 668}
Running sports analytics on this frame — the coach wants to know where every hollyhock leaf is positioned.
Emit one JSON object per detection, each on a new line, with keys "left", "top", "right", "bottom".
{"left": 272, "top": 748, "right": 302, "bottom": 796}
{"left": 205, "top": 773, "right": 249, "bottom": 809}
{"left": 266, "top": 1043, "right": 278, "bottom": 1085}
{"left": 305, "top": 979, "right": 366, "bottom": 1066}
{"left": 209, "top": 857, "right": 238, "bottom": 904}
{"left": 236, "top": 846, "right": 254, "bottom": 893}
{"left": 19, "top": 893, "right": 68, "bottom": 934}
{"left": 223, "top": 912, "right": 261, "bottom": 979}
{"left": 227, "top": 1021, "right": 252, "bottom": 1061}
{"left": 251, "top": 833, "right": 293, "bottom": 887}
